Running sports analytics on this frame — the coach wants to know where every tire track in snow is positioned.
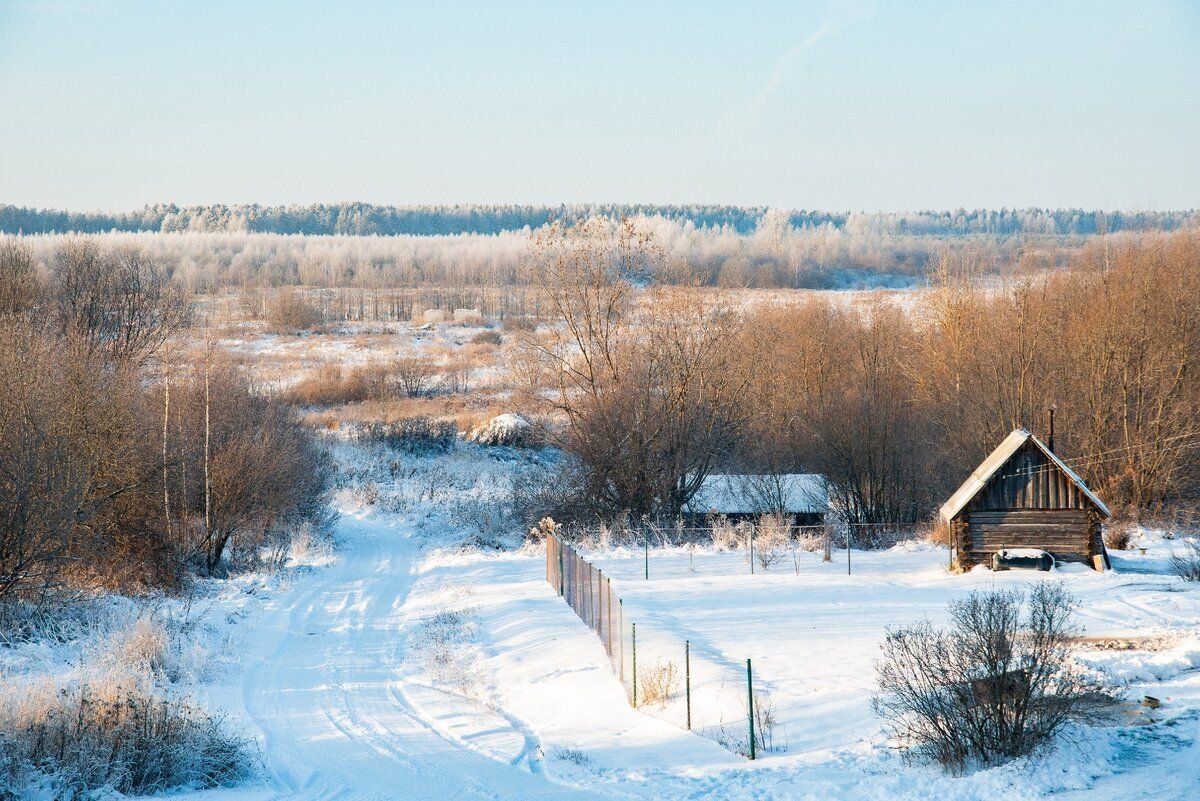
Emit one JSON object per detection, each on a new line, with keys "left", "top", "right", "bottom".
{"left": 240, "top": 513, "right": 603, "bottom": 800}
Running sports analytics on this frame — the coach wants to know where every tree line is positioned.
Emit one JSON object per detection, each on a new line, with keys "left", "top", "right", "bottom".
{"left": 3, "top": 202, "right": 1196, "bottom": 237}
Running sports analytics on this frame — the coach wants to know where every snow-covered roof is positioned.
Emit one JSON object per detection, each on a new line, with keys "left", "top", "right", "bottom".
{"left": 939, "top": 429, "right": 1111, "bottom": 522}
{"left": 685, "top": 474, "right": 828, "bottom": 516}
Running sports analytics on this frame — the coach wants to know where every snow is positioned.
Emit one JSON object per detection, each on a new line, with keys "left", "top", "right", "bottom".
{"left": 466, "top": 413, "right": 533, "bottom": 446}
{"left": 8, "top": 439, "right": 1200, "bottom": 800}
{"left": 996, "top": 548, "right": 1052, "bottom": 557}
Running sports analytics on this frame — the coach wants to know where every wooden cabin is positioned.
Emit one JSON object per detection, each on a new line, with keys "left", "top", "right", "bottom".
{"left": 940, "top": 429, "right": 1111, "bottom": 571}
{"left": 683, "top": 474, "right": 828, "bottom": 527}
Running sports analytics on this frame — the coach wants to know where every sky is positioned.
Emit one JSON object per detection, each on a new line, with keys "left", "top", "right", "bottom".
{"left": 1, "top": 0, "right": 1199, "bottom": 212}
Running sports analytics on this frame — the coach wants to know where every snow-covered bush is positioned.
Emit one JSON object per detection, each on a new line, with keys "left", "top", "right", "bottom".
{"left": 753, "top": 514, "right": 791, "bottom": 570}
{"left": 0, "top": 676, "right": 250, "bottom": 797}
{"left": 873, "top": 584, "right": 1117, "bottom": 772}
{"left": 1171, "top": 537, "right": 1200, "bottom": 581}
{"left": 709, "top": 516, "right": 744, "bottom": 551}
{"left": 527, "top": 517, "right": 562, "bottom": 543}
{"left": 466, "top": 413, "right": 536, "bottom": 448}
{"left": 358, "top": 417, "right": 457, "bottom": 454}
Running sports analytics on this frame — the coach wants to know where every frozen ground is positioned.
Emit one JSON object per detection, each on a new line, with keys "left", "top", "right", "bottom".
{"left": 211, "top": 508, "right": 1199, "bottom": 799}
{"left": 7, "top": 443, "right": 1199, "bottom": 800}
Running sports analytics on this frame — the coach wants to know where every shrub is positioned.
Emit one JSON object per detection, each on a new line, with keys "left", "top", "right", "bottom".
{"left": 390, "top": 356, "right": 437, "bottom": 398}
{"left": 709, "top": 515, "right": 744, "bottom": 551}
{"left": 527, "top": 517, "right": 562, "bottom": 543}
{"left": 753, "top": 513, "right": 791, "bottom": 570}
{"left": 265, "top": 288, "right": 323, "bottom": 333}
{"left": 637, "top": 659, "right": 679, "bottom": 707}
{"left": 0, "top": 678, "right": 250, "bottom": 797}
{"left": 1170, "top": 537, "right": 1200, "bottom": 581}
{"left": 1103, "top": 522, "right": 1133, "bottom": 551}
{"left": 358, "top": 417, "right": 457, "bottom": 454}
{"left": 470, "top": 329, "right": 503, "bottom": 346}
{"left": 501, "top": 315, "right": 538, "bottom": 332}
{"left": 872, "top": 584, "right": 1117, "bottom": 772}
{"left": 466, "top": 413, "right": 536, "bottom": 447}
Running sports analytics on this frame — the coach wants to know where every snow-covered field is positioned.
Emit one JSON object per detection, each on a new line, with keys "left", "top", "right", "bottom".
{"left": 407, "top": 536, "right": 1200, "bottom": 800}
{"left": 7, "top": 440, "right": 1200, "bottom": 800}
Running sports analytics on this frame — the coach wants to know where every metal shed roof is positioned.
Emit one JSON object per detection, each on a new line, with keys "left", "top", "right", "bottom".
{"left": 685, "top": 474, "right": 828, "bottom": 516}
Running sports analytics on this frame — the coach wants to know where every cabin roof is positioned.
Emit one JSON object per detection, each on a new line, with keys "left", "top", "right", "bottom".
{"left": 685, "top": 474, "right": 828, "bottom": 516}
{"left": 939, "top": 428, "right": 1111, "bottom": 523}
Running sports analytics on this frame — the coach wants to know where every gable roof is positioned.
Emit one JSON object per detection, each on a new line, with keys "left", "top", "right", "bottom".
{"left": 685, "top": 474, "right": 828, "bottom": 516}
{"left": 939, "top": 429, "right": 1111, "bottom": 522}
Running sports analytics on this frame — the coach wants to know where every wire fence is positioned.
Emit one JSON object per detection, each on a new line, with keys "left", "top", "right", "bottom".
{"left": 557, "top": 520, "right": 924, "bottom": 577}
{"left": 546, "top": 533, "right": 769, "bottom": 758}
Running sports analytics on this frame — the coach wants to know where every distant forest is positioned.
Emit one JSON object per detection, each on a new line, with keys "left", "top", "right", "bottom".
{"left": 2, "top": 203, "right": 1197, "bottom": 237}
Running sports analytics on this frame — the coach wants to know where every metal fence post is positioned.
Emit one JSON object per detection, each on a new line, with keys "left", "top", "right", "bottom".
{"left": 685, "top": 640, "right": 691, "bottom": 730}
{"left": 749, "top": 524, "right": 755, "bottom": 575}
{"left": 607, "top": 577, "right": 613, "bottom": 656}
{"left": 631, "top": 622, "right": 638, "bottom": 707}
{"left": 619, "top": 599, "right": 625, "bottom": 684}
{"left": 747, "top": 658, "right": 755, "bottom": 760}
{"left": 644, "top": 532, "right": 649, "bottom": 580}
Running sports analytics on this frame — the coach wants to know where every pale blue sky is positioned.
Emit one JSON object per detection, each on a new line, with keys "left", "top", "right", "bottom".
{"left": 1, "top": 0, "right": 1198, "bottom": 210}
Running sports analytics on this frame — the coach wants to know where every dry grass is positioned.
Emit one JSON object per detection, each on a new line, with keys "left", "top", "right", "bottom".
{"left": 0, "top": 676, "right": 249, "bottom": 797}
{"left": 637, "top": 659, "right": 680, "bottom": 708}
{"left": 0, "top": 614, "right": 249, "bottom": 797}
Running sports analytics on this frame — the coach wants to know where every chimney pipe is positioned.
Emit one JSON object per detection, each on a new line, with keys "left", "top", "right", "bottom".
{"left": 1047, "top": 407, "right": 1056, "bottom": 453}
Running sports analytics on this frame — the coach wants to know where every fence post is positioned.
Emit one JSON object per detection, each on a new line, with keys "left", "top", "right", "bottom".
{"left": 685, "top": 640, "right": 691, "bottom": 730}
{"left": 749, "top": 524, "right": 755, "bottom": 575}
{"left": 747, "top": 658, "right": 755, "bottom": 760}
{"left": 619, "top": 599, "right": 625, "bottom": 684}
{"left": 847, "top": 526, "right": 852, "bottom": 576}
{"left": 596, "top": 568, "right": 602, "bottom": 633}
{"left": 644, "top": 532, "right": 649, "bottom": 581}
{"left": 631, "top": 622, "right": 638, "bottom": 707}
{"left": 607, "top": 577, "right": 613, "bottom": 656}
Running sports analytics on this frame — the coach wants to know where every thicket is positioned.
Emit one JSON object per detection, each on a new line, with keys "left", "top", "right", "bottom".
{"left": 0, "top": 238, "right": 332, "bottom": 609}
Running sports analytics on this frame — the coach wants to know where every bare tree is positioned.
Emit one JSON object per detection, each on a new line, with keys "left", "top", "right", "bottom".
{"left": 51, "top": 239, "right": 190, "bottom": 365}
{"left": 527, "top": 219, "right": 752, "bottom": 519}
{"left": 0, "top": 239, "right": 40, "bottom": 317}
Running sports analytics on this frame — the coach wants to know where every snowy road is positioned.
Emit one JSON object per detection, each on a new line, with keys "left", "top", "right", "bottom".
{"left": 240, "top": 513, "right": 603, "bottom": 801}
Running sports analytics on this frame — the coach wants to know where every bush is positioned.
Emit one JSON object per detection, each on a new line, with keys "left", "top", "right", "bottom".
{"left": 872, "top": 584, "right": 1117, "bottom": 772}
{"left": 391, "top": 356, "right": 437, "bottom": 398}
{"left": 501, "top": 315, "right": 538, "bottom": 332}
{"left": 1170, "top": 537, "right": 1200, "bottom": 581}
{"left": 0, "top": 678, "right": 250, "bottom": 797}
{"left": 470, "top": 329, "right": 503, "bottom": 346}
{"left": 753, "top": 513, "right": 791, "bottom": 570}
{"left": 466, "top": 413, "right": 537, "bottom": 448}
{"left": 265, "top": 288, "right": 323, "bottom": 332}
{"left": 358, "top": 417, "right": 457, "bottom": 453}
{"left": 709, "top": 515, "right": 745, "bottom": 551}
{"left": 1103, "top": 522, "right": 1133, "bottom": 551}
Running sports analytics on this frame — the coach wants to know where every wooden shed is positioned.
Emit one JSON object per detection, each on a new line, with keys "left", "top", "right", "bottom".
{"left": 940, "top": 429, "right": 1111, "bottom": 571}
